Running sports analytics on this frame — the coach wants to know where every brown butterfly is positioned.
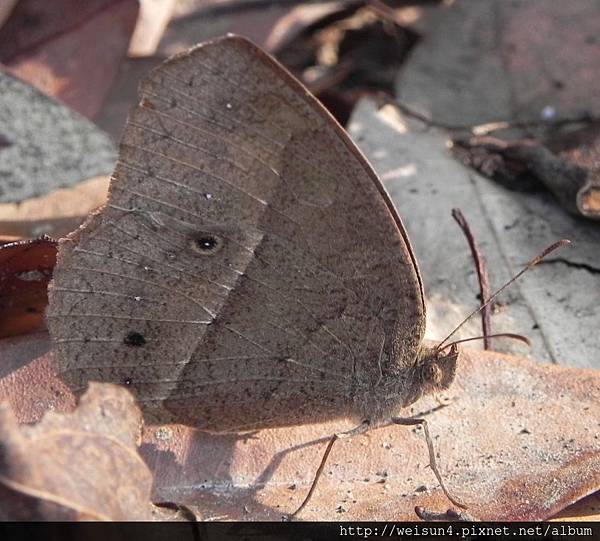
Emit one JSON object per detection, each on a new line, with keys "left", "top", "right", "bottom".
{"left": 47, "top": 35, "right": 565, "bottom": 516}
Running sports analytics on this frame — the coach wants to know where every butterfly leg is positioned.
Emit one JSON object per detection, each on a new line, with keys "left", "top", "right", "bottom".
{"left": 391, "top": 416, "right": 467, "bottom": 509}
{"left": 290, "top": 420, "right": 371, "bottom": 518}
{"left": 434, "top": 393, "right": 455, "bottom": 407}
{"left": 415, "top": 505, "right": 479, "bottom": 521}
{"left": 237, "top": 430, "right": 261, "bottom": 443}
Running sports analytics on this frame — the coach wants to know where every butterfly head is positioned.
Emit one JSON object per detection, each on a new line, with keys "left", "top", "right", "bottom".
{"left": 412, "top": 343, "right": 458, "bottom": 398}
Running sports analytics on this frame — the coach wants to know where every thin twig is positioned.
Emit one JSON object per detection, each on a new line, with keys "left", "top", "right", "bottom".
{"left": 303, "top": 60, "right": 354, "bottom": 96}
{"left": 451, "top": 208, "right": 492, "bottom": 349}
{"left": 437, "top": 239, "right": 570, "bottom": 350}
{"left": 365, "top": 0, "right": 407, "bottom": 27}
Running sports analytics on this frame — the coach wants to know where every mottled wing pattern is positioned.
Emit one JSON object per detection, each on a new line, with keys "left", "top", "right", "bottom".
{"left": 47, "top": 36, "right": 425, "bottom": 431}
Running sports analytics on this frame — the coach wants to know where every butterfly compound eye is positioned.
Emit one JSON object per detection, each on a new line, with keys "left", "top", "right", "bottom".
{"left": 424, "top": 363, "right": 443, "bottom": 385}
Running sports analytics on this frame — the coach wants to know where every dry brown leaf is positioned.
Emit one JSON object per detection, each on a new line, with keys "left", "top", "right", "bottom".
{"left": 0, "top": 0, "right": 19, "bottom": 29}
{"left": 142, "top": 346, "right": 600, "bottom": 521}
{"left": 0, "top": 382, "right": 161, "bottom": 520}
{"left": 0, "top": 0, "right": 139, "bottom": 118}
{"left": 0, "top": 333, "right": 597, "bottom": 520}
{"left": 0, "top": 175, "right": 109, "bottom": 239}
{"left": 0, "top": 332, "right": 74, "bottom": 424}
{"left": 0, "top": 238, "right": 56, "bottom": 338}
{"left": 553, "top": 492, "right": 600, "bottom": 522}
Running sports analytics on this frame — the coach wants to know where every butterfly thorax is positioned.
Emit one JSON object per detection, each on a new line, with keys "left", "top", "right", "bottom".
{"left": 356, "top": 344, "right": 458, "bottom": 425}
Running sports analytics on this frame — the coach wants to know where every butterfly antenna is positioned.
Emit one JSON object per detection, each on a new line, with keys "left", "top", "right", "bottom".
{"left": 436, "top": 239, "right": 570, "bottom": 352}
{"left": 438, "top": 332, "right": 531, "bottom": 353}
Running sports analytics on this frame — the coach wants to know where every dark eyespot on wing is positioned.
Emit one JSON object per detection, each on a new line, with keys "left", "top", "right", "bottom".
{"left": 190, "top": 234, "right": 221, "bottom": 254}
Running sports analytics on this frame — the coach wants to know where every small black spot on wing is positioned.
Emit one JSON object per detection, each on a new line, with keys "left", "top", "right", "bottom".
{"left": 124, "top": 331, "right": 146, "bottom": 347}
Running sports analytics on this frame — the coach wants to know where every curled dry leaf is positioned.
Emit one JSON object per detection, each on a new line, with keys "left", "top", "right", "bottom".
{"left": 0, "top": 238, "right": 56, "bottom": 338}
{"left": 0, "top": 0, "right": 139, "bottom": 118}
{"left": 574, "top": 172, "right": 600, "bottom": 218}
{"left": 553, "top": 123, "right": 600, "bottom": 220}
{"left": 143, "top": 346, "right": 600, "bottom": 521}
{"left": 0, "top": 382, "right": 160, "bottom": 520}
{"left": 452, "top": 135, "right": 600, "bottom": 220}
